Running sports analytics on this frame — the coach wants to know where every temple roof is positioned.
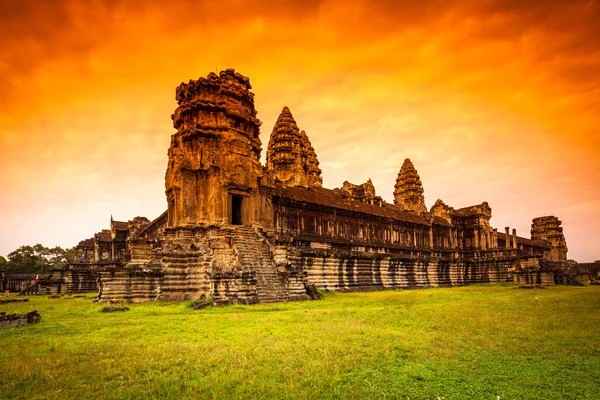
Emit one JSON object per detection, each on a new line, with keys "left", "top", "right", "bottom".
{"left": 77, "top": 238, "right": 95, "bottom": 249}
{"left": 453, "top": 202, "right": 492, "bottom": 217}
{"left": 135, "top": 210, "right": 168, "bottom": 238}
{"left": 576, "top": 263, "right": 600, "bottom": 272}
{"left": 94, "top": 230, "right": 112, "bottom": 242}
{"left": 432, "top": 216, "right": 452, "bottom": 226}
{"left": 111, "top": 220, "right": 129, "bottom": 231}
{"left": 277, "top": 186, "right": 434, "bottom": 225}
{"left": 496, "top": 232, "right": 549, "bottom": 248}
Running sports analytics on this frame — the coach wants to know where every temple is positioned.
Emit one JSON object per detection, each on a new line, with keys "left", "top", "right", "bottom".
{"left": 64, "top": 70, "right": 579, "bottom": 303}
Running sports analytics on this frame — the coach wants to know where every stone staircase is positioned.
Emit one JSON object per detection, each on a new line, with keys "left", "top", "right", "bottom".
{"left": 18, "top": 274, "right": 53, "bottom": 296}
{"left": 65, "top": 269, "right": 97, "bottom": 293}
{"left": 160, "top": 251, "right": 211, "bottom": 301}
{"left": 232, "top": 226, "right": 291, "bottom": 303}
{"left": 554, "top": 270, "right": 585, "bottom": 286}
{"left": 538, "top": 259, "right": 585, "bottom": 286}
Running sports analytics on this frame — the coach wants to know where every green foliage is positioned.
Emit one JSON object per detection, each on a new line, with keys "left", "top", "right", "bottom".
{"left": 4, "top": 244, "right": 79, "bottom": 274}
{"left": 1, "top": 286, "right": 599, "bottom": 399}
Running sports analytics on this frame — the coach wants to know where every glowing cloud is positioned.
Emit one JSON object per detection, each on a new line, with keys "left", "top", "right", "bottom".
{"left": 1, "top": 0, "right": 598, "bottom": 260}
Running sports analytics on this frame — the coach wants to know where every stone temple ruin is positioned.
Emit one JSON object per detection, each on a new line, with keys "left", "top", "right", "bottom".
{"left": 64, "top": 69, "right": 575, "bottom": 303}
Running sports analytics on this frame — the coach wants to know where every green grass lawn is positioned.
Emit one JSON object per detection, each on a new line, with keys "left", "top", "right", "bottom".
{"left": 1, "top": 284, "right": 599, "bottom": 399}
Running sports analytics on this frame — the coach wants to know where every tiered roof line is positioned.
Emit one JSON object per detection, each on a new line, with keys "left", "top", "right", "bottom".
{"left": 394, "top": 158, "right": 428, "bottom": 214}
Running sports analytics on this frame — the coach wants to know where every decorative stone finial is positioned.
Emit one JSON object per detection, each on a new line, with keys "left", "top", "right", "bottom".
{"left": 394, "top": 158, "right": 427, "bottom": 214}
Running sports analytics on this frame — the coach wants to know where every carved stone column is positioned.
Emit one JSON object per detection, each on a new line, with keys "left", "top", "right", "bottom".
{"left": 429, "top": 226, "right": 434, "bottom": 249}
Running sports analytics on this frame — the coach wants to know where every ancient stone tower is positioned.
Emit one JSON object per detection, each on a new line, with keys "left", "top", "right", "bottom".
{"left": 531, "top": 216, "right": 568, "bottom": 262}
{"left": 266, "top": 107, "right": 322, "bottom": 188}
{"left": 299, "top": 129, "right": 323, "bottom": 188}
{"left": 165, "top": 69, "right": 265, "bottom": 228}
{"left": 394, "top": 158, "right": 428, "bottom": 214}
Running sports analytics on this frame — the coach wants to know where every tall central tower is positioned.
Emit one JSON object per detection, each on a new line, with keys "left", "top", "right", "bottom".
{"left": 165, "top": 69, "right": 264, "bottom": 228}
{"left": 394, "top": 158, "right": 428, "bottom": 214}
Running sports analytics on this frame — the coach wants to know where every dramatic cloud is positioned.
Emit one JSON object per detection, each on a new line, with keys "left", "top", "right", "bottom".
{"left": 1, "top": 0, "right": 599, "bottom": 260}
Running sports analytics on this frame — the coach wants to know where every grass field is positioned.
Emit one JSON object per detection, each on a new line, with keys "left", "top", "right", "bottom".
{"left": 1, "top": 284, "right": 599, "bottom": 399}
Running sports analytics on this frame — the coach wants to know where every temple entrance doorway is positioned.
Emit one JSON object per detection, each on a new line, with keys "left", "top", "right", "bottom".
{"left": 231, "top": 195, "right": 244, "bottom": 225}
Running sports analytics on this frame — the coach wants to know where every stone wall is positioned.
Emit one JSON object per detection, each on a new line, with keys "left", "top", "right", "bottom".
{"left": 56, "top": 265, "right": 98, "bottom": 293}
{"left": 96, "top": 267, "right": 164, "bottom": 303}
{"left": 278, "top": 241, "right": 520, "bottom": 292}
{"left": 513, "top": 270, "right": 555, "bottom": 286}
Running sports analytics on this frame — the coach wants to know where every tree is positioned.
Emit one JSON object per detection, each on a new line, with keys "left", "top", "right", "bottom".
{"left": 4, "top": 244, "right": 77, "bottom": 274}
{"left": 0, "top": 256, "right": 6, "bottom": 272}
{"left": 46, "top": 246, "right": 68, "bottom": 268}
{"left": 64, "top": 247, "right": 83, "bottom": 264}
{"left": 5, "top": 245, "right": 39, "bottom": 273}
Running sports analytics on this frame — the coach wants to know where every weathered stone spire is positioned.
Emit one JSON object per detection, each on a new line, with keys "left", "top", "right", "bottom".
{"left": 266, "top": 107, "right": 322, "bottom": 188}
{"left": 531, "top": 216, "right": 568, "bottom": 263}
{"left": 394, "top": 158, "right": 427, "bottom": 214}
{"left": 299, "top": 129, "right": 323, "bottom": 188}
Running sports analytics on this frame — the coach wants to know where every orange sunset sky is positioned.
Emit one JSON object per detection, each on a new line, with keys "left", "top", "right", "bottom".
{"left": 0, "top": 0, "right": 598, "bottom": 261}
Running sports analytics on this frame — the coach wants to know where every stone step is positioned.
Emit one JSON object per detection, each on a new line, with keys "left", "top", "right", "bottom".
{"left": 256, "top": 278, "right": 284, "bottom": 283}
{"left": 232, "top": 227, "right": 292, "bottom": 303}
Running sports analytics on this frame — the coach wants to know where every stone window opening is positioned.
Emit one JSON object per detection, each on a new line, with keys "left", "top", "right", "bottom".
{"left": 307, "top": 217, "right": 315, "bottom": 233}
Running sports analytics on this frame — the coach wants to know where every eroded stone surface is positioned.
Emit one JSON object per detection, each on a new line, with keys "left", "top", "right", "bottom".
{"left": 0, "top": 310, "right": 41, "bottom": 329}
{"left": 190, "top": 300, "right": 212, "bottom": 309}
{"left": 100, "top": 306, "right": 130, "bottom": 312}
{"left": 531, "top": 216, "right": 568, "bottom": 263}
{"left": 0, "top": 299, "right": 29, "bottom": 304}
{"left": 166, "top": 69, "right": 263, "bottom": 227}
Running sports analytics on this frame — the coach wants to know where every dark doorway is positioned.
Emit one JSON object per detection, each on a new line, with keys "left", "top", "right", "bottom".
{"left": 231, "top": 195, "right": 243, "bottom": 225}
